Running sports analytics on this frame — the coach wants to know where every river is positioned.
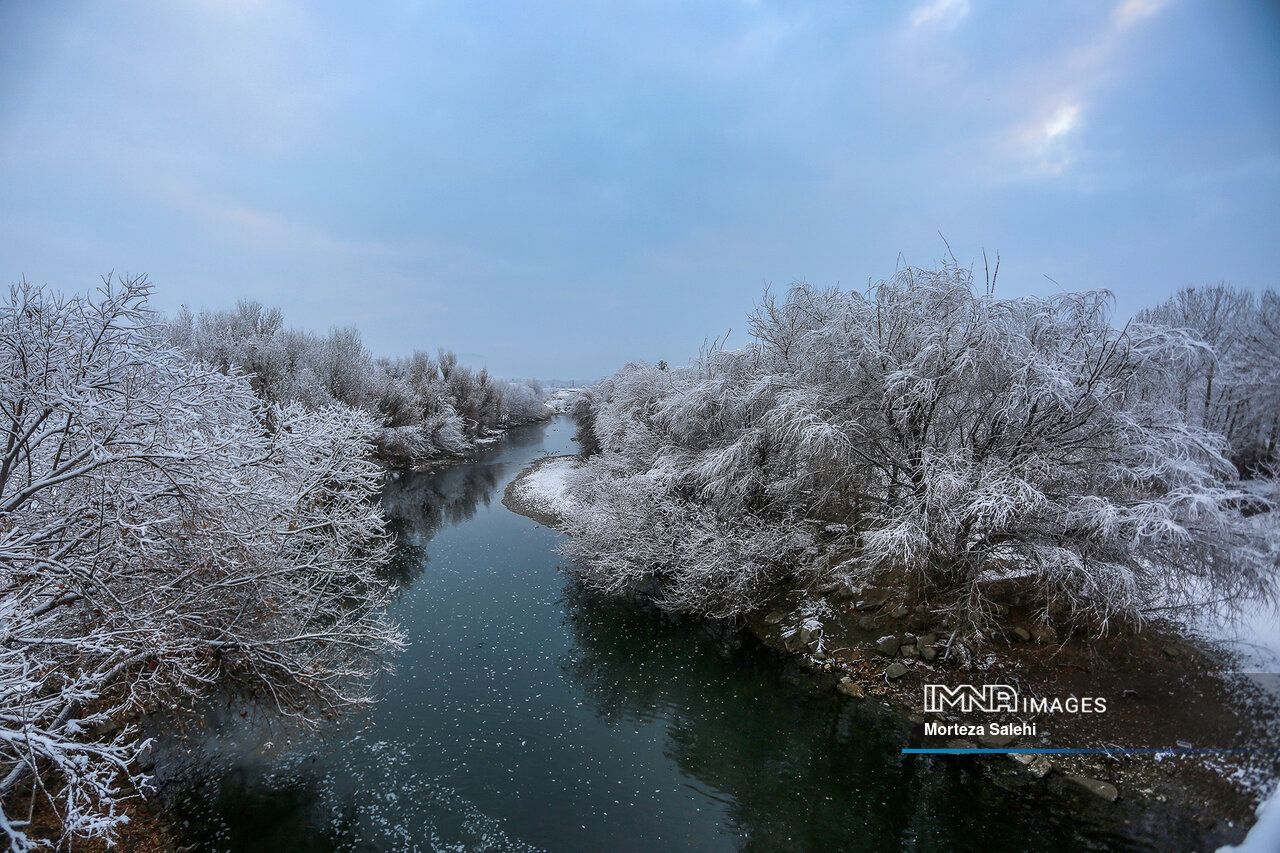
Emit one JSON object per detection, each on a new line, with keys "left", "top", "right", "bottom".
{"left": 162, "top": 416, "right": 1157, "bottom": 852}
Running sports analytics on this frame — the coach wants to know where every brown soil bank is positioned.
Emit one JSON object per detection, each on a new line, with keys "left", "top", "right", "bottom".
{"left": 506, "top": 457, "right": 1280, "bottom": 852}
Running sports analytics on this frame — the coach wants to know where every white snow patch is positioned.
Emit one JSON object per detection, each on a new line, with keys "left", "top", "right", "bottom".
{"left": 514, "top": 457, "right": 581, "bottom": 519}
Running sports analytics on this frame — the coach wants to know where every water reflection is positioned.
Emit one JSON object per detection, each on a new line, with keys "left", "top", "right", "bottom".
{"left": 557, "top": 582, "right": 1165, "bottom": 852}
{"left": 379, "top": 420, "right": 552, "bottom": 584}
{"left": 380, "top": 463, "right": 504, "bottom": 584}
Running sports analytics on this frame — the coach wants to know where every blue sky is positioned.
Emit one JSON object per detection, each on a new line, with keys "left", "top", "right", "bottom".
{"left": 1, "top": 0, "right": 1277, "bottom": 379}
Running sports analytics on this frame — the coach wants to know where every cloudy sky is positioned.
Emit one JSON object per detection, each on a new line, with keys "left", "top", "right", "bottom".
{"left": 1, "top": 0, "right": 1277, "bottom": 379}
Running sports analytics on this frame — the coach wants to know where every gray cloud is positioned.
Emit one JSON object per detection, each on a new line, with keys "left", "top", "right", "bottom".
{"left": 1, "top": 0, "right": 1276, "bottom": 378}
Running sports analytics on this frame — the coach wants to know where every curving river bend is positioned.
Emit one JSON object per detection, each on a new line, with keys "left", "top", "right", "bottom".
{"left": 163, "top": 416, "right": 1155, "bottom": 852}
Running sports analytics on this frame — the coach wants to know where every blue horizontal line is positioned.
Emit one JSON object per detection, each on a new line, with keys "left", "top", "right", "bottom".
{"left": 903, "top": 748, "right": 1274, "bottom": 754}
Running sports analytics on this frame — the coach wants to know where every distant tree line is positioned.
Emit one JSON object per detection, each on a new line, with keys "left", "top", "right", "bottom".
{"left": 166, "top": 300, "right": 547, "bottom": 466}
{"left": 565, "top": 264, "right": 1280, "bottom": 655}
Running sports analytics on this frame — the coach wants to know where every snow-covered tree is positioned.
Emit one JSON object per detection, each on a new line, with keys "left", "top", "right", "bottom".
{"left": 564, "top": 262, "right": 1280, "bottom": 647}
{"left": 0, "top": 276, "right": 401, "bottom": 850}
{"left": 1136, "top": 283, "right": 1280, "bottom": 473}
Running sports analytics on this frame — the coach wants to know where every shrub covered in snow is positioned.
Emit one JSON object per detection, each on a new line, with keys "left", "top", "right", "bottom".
{"left": 565, "top": 262, "right": 1280, "bottom": 644}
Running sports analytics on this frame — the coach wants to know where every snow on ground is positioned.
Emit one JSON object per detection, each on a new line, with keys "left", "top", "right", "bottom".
{"left": 1195, "top": 487, "right": 1280, "bottom": 681}
{"left": 1212, "top": 597, "right": 1280, "bottom": 676}
{"left": 513, "top": 456, "right": 581, "bottom": 519}
{"left": 1219, "top": 783, "right": 1280, "bottom": 852}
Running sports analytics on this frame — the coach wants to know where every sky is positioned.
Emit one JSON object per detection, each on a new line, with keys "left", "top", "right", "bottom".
{"left": 1, "top": 0, "right": 1278, "bottom": 380}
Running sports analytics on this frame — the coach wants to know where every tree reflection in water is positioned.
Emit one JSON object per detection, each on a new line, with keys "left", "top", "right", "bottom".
{"left": 557, "top": 581, "right": 1170, "bottom": 852}
{"left": 379, "top": 420, "right": 552, "bottom": 585}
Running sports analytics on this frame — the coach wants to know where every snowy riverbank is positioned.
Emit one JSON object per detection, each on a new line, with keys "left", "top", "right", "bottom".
{"left": 501, "top": 454, "right": 581, "bottom": 529}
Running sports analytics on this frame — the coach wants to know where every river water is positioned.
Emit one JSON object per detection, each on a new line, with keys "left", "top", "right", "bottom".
{"left": 165, "top": 416, "right": 1154, "bottom": 852}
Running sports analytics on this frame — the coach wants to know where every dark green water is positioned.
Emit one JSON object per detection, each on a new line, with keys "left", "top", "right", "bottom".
{"left": 163, "top": 417, "right": 1165, "bottom": 852}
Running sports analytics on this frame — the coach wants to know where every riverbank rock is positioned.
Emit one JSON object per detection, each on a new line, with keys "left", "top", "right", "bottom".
{"left": 1011, "top": 626, "right": 1032, "bottom": 642}
{"left": 837, "top": 678, "right": 865, "bottom": 698}
{"left": 875, "top": 635, "right": 901, "bottom": 657}
{"left": 798, "top": 618, "right": 823, "bottom": 645}
{"left": 1009, "top": 753, "right": 1053, "bottom": 779}
{"left": 1067, "top": 775, "right": 1119, "bottom": 803}
{"left": 764, "top": 609, "right": 789, "bottom": 625}
{"left": 885, "top": 661, "right": 909, "bottom": 680}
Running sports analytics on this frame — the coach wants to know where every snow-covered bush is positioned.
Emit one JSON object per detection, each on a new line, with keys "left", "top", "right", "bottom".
{"left": 501, "top": 377, "right": 548, "bottom": 426}
{"left": 564, "top": 262, "right": 1279, "bottom": 641}
{"left": 0, "top": 276, "right": 401, "bottom": 850}
{"left": 560, "top": 451, "right": 813, "bottom": 617}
